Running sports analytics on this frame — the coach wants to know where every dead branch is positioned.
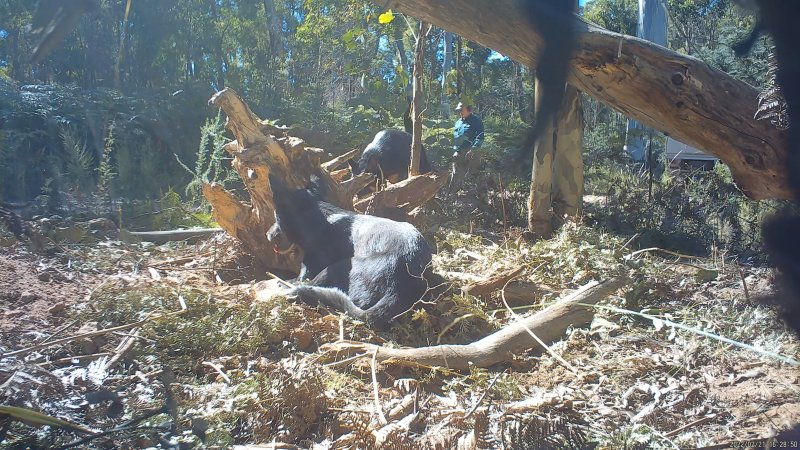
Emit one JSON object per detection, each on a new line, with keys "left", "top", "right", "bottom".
{"left": 464, "top": 266, "right": 524, "bottom": 297}
{"left": 354, "top": 171, "right": 450, "bottom": 215}
{"left": 320, "top": 278, "right": 627, "bottom": 370}
{"left": 322, "top": 148, "right": 360, "bottom": 172}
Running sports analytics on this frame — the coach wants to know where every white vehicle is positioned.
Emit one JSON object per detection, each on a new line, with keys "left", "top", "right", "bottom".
{"left": 665, "top": 137, "right": 718, "bottom": 170}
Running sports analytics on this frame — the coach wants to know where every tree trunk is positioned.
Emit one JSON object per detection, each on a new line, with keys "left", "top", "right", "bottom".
{"left": 440, "top": 31, "right": 455, "bottom": 118}
{"left": 380, "top": 0, "right": 791, "bottom": 200}
{"left": 263, "top": 0, "right": 285, "bottom": 58}
{"left": 113, "top": 0, "right": 132, "bottom": 90}
{"left": 410, "top": 20, "right": 427, "bottom": 176}
{"left": 394, "top": 24, "right": 414, "bottom": 133}
{"left": 455, "top": 36, "right": 462, "bottom": 97}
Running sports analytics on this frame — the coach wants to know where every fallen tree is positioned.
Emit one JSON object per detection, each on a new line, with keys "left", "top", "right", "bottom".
{"left": 319, "top": 278, "right": 626, "bottom": 370}
{"left": 202, "top": 89, "right": 446, "bottom": 272}
{"left": 380, "top": 0, "right": 791, "bottom": 200}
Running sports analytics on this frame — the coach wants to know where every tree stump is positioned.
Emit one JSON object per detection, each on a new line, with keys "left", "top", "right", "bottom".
{"left": 202, "top": 88, "right": 446, "bottom": 275}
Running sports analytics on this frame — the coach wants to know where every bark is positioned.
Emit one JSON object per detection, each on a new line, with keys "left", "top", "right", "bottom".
{"left": 380, "top": 0, "right": 791, "bottom": 200}
{"left": 320, "top": 278, "right": 626, "bottom": 370}
{"left": 113, "top": 0, "right": 132, "bottom": 90}
{"left": 393, "top": 24, "right": 414, "bottom": 133}
{"left": 455, "top": 36, "right": 462, "bottom": 97}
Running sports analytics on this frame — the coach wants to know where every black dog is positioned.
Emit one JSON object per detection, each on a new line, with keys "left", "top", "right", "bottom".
{"left": 733, "top": 1, "right": 800, "bottom": 335}
{"left": 350, "top": 129, "right": 432, "bottom": 190}
{"left": 267, "top": 173, "right": 440, "bottom": 329}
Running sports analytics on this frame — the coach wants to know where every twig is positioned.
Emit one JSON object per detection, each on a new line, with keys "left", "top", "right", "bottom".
{"left": 266, "top": 272, "right": 296, "bottom": 289}
{"left": 665, "top": 415, "right": 715, "bottom": 438}
{"left": 322, "top": 351, "right": 372, "bottom": 368}
{"left": 203, "top": 361, "right": 231, "bottom": 384}
{"left": 436, "top": 313, "right": 477, "bottom": 344}
{"left": 624, "top": 247, "right": 702, "bottom": 261}
{"left": 56, "top": 408, "right": 169, "bottom": 449}
{"left": 328, "top": 407, "right": 373, "bottom": 414}
{"left": 147, "top": 252, "right": 213, "bottom": 269}
{"left": 371, "top": 348, "right": 388, "bottom": 425}
{"left": 739, "top": 268, "right": 751, "bottom": 302}
{"left": 40, "top": 353, "right": 111, "bottom": 366}
{"left": 594, "top": 305, "right": 800, "bottom": 366}
{"left": 621, "top": 233, "right": 640, "bottom": 250}
{"left": 40, "top": 319, "right": 80, "bottom": 344}
{"left": 103, "top": 327, "right": 141, "bottom": 371}
{"left": 1, "top": 309, "right": 187, "bottom": 360}
{"left": 464, "top": 371, "right": 503, "bottom": 419}
{"left": 111, "top": 331, "right": 155, "bottom": 343}
{"left": 497, "top": 174, "right": 507, "bottom": 234}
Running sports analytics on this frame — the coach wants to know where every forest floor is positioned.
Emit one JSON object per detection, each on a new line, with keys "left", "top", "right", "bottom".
{"left": 0, "top": 216, "right": 798, "bottom": 449}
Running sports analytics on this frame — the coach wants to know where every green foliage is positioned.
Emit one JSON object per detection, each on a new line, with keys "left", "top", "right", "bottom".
{"left": 0, "top": 77, "right": 202, "bottom": 204}
{"left": 668, "top": 0, "right": 730, "bottom": 54}
{"left": 81, "top": 284, "right": 298, "bottom": 371}
{"left": 96, "top": 122, "right": 116, "bottom": 202}
{"left": 60, "top": 126, "right": 95, "bottom": 194}
{"left": 585, "top": 161, "right": 782, "bottom": 260}
{"left": 583, "top": 0, "right": 639, "bottom": 35}
{"left": 181, "top": 112, "right": 238, "bottom": 205}
{"left": 598, "top": 424, "right": 676, "bottom": 450}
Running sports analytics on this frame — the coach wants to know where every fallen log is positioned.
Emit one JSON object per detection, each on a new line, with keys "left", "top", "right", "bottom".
{"left": 320, "top": 278, "right": 626, "bottom": 370}
{"left": 120, "top": 228, "right": 224, "bottom": 245}
{"left": 380, "top": 0, "right": 790, "bottom": 200}
{"left": 321, "top": 148, "right": 359, "bottom": 172}
{"left": 353, "top": 171, "right": 450, "bottom": 216}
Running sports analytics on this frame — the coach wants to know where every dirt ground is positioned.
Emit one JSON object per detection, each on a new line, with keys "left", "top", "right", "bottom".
{"left": 0, "top": 248, "right": 96, "bottom": 348}
{"left": 0, "top": 228, "right": 798, "bottom": 449}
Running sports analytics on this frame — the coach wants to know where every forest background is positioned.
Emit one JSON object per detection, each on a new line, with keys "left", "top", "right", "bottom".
{"left": 0, "top": 0, "right": 779, "bottom": 259}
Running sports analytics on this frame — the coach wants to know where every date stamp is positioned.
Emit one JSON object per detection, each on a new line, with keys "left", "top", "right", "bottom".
{"left": 730, "top": 439, "right": 799, "bottom": 448}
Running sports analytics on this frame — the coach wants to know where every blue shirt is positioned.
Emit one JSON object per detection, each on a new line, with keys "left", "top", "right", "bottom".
{"left": 453, "top": 113, "right": 485, "bottom": 152}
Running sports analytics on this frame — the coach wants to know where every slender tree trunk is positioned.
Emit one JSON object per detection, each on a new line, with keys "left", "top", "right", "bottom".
{"left": 410, "top": 20, "right": 428, "bottom": 176}
{"left": 395, "top": 24, "right": 414, "bottom": 133}
{"left": 455, "top": 36, "right": 462, "bottom": 97}
{"left": 210, "top": 0, "right": 226, "bottom": 89}
{"left": 262, "top": 0, "right": 285, "bottom": 58}
{"left": 440, "top": 31, "right": 455, "bottom": 118}
{"left": 113, "top": 0, "right": 132, "bottom": 90}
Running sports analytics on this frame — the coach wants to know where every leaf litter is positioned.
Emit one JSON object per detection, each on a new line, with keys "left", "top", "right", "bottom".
{"left": 0, "top": 221, "right": 798, "bottom": 449}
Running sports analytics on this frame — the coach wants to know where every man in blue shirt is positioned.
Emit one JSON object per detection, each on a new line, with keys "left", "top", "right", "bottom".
{"left": 450, "top": 102, "right": 485, "bottom": 191}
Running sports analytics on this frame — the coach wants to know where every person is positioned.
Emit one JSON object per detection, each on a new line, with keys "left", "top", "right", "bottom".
{"left": 450, "top": 102, "right": 485, "bottom": 191}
